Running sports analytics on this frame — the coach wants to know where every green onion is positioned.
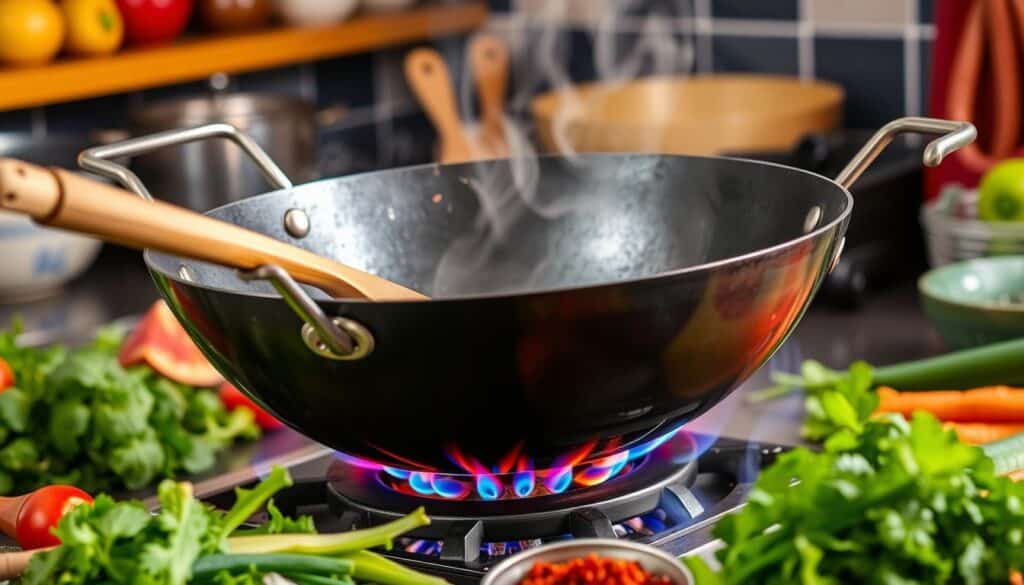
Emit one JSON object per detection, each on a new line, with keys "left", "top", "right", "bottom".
{"left": 749, "top": 337, "right": 1024, "bottom": 404}
{"left": 191, "top": 554, "right": 353, "bottom": 581}
{"left": 339, "top": 550, "right": 450, "bottom": 585}
{"left": 220, "top": 467, "right": 294, "bottom": 538}
{"left": 283, "top": 573, "right": 355, "bottom": 585}
{"left": 872, "top": 337, "right": 1024, "bottom": 390}
{"left": 228, "top": 507, "right": 430, "bottom": 555}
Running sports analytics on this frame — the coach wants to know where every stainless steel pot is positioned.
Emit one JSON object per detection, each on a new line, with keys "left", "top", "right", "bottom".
{"left": 106, "top": 93, "right": 343, "bottom": 211}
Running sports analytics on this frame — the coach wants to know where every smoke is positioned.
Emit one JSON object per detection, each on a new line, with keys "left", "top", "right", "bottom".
{"left": 431, "top": 0, "right": 697, "bottom": 296}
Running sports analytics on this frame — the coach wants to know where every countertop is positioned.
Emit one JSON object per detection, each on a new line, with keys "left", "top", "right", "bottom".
{"left": 0, "top": 243, "right": 949, "bottom": 450}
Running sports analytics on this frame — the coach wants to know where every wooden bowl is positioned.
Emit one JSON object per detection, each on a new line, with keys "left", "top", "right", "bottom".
{"left": 530, "top": 74, "right": 845, "bottom": 156}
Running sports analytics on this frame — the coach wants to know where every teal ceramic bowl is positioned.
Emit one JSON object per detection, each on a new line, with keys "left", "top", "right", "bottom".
{"left": 919, "top": 256, "right": 1024, "bottom": 349}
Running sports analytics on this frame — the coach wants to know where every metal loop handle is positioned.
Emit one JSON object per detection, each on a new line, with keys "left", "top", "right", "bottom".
{"left": 835, "top": 117, "right": 977, "bottom": 190}
{"left": 79, "top": 122, "right": 293, "bottom": 200}
{"left": 78, "top": 123, "right": 363, "bottom": 360}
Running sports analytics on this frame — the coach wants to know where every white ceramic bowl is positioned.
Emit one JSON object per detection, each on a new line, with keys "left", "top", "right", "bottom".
{"left": 0, "top": 210, "right": 103, "bottom": 302}
{"left": 274, "top": 0, "right": 360, "bottom": 26}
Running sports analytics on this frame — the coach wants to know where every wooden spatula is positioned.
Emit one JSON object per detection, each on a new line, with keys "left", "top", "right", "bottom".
{"left": 0, "top": 160, "right": 428, "bottom": 301}
{"left": 404, "top": 47, "right": 477, "bottom": 164}
{"left": 469, "top": 33, "right": 511, "bottom": 157}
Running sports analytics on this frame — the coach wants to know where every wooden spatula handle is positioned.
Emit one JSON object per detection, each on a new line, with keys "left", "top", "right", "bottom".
{"left": 404, "top": 47, "right": 474, "bottom": 163}
{"left": 0, "top": 160, "right": 426, "bottom": 301}
{"left": 469, "top": 33, "right": 510, "bottom": 154}
{"left": 0, "top": 548, "right": 47, "bottom": 581}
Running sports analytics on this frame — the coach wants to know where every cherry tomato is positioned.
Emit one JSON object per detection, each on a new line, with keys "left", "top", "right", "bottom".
{"left": 218, "top": 382, "right": 284, "bottom": 431}
{"left": 16, "top": 486, "right": 93, "bottom": 550}
{"left": 0, "top": 358, "right": 13, "bottom": 392}
{"left": 115, "top": 0, "right": 193, "bottom": 46}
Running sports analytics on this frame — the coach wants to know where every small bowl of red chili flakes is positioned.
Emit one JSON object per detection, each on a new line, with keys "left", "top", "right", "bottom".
{"left": 480, "top": 539, "right": 693, "bottom": 585}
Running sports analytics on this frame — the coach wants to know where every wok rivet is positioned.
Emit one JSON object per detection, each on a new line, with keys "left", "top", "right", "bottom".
{"left": 284, "top": 208, "right": 311, "bottom": 239}
{"left": 301, "top": 317, "right": 375, "bottom": 361}
{"left": 178, "top": 264, "right": 194, "bottom": 282}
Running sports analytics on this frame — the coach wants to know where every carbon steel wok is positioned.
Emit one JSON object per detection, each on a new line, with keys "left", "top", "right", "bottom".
{"left": 19, "top": 118, "right": 980, "bottom": 473}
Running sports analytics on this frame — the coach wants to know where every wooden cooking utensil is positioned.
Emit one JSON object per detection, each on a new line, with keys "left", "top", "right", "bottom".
{"left": 404, "top": 47, "right": 477, "bottom": 164}
{"left": 0, "top": 548, "right": 48, "bottom": 581}
{"left": 469, "top": 33, "right": 511, "bottom": 157}
{"left": 0, "top": 160, "right": 428, "bottom": 301}
{"left": 530, "top": 74, "right": 844, "bottom": 157}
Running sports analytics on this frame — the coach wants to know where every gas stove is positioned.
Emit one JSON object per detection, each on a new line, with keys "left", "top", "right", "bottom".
{"left": 194, "top": 431, "right": 789, "bottom": 585}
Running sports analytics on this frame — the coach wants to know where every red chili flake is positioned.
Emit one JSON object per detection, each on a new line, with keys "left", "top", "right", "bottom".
{"left": 520, "top": 553, "right": 675, "bottom": 585}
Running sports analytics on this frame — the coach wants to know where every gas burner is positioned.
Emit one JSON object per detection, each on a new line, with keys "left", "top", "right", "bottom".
{"left": 326, "top": 431, "right": 703, "bottom": 542}
{"left": 334, "top": 428, "right": 688, "bottom": 502}
{"left": 211, "top": 435, "right": 791, "bottom": 585}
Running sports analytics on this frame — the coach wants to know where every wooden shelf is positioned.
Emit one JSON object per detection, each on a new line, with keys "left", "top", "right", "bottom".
{"left": 0, "top": 2, "right": 488, "bottom": 112}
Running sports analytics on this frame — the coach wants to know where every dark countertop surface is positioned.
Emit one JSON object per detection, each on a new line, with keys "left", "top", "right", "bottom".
{"left": 0, "top": 243, "right": 949, "bottom": 450}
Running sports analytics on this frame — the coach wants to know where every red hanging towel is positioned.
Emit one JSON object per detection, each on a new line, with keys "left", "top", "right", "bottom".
{"left": 925, "top": 0, "right": 1024, "bottom": 200}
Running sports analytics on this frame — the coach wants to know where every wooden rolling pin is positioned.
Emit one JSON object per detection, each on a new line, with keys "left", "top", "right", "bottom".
{"left": 0, "top": 160, "right": 428, "bottom": 301}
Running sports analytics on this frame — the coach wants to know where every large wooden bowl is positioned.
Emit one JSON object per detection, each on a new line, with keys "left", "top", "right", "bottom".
{"left": 530, "top": 74, "right": 845, "bottom": 156}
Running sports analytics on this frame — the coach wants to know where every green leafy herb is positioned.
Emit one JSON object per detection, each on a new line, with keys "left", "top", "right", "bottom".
{"left": 0, "top": 322, "right": 260, "bottom": 495}
{"left": 22, "top": 466, "right": 443, "bottom": 585}
{"left": 686, "top": 412, "right": 1024, "bottom": 584}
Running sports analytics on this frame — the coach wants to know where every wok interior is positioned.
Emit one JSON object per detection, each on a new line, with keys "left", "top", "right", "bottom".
{"left": 147, "top": 153, "right": 850, "bottom": 298}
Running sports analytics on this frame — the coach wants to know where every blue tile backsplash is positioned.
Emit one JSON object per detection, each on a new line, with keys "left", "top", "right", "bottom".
{"left": 710, "top": 35, "right": 799, "bottom": 76}
{"left": 814, "top": 37, "right": 905, "bottom": 128}
{"left": 0, "top": 0, "right": 939, "bottom": 176}
{"left": 710, "top": 0, "right": 799, "bottom": 21}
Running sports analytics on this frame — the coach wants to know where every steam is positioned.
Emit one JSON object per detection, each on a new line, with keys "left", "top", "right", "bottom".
{"left": 431, "top": 0, "right": 697, "bottom": 297}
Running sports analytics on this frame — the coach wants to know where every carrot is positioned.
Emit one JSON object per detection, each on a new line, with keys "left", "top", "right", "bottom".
{"left": 1010, "top": 470, "right": 1024, "bottom": 483}
{"left": 1012, "top": 571, "right": 1023, "bottom": 585}
{"left": 943, "top": 422, "right": 1024, "bottom": 445}
{"left": 875, "top": 386, "right": 1024, "bottom": 423}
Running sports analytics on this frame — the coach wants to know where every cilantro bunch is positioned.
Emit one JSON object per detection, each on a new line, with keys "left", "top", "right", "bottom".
{"left": 22, "top": 466, "right": 444, "bottom": 585}
{"left": 0, "top": 323, "right": 259, "bottom": 495}
{"left": 685, "top": 412, "right": 1024, "bottom": 584}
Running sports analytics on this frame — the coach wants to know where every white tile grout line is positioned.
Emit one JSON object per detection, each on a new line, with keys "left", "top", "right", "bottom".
{"left": 797, "top": 0, "right": 814, "bottom": 80}
{"left": 905, "top": 0, "right": 921, "bottom": 118}
{"left": 710, "top": 19, "right": 799, "bottom": 38}
{"left": 693, "top": 0, "right": 713, "bottom": 72}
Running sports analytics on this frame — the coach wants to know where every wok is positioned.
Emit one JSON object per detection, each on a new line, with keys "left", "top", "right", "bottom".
{"left": 0, "top": 118, "right": 975, "bottom": 474}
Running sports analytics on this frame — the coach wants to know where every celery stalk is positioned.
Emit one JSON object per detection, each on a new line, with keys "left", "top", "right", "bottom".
{"left": 227, "top": 507, "right": 430, "bottom": 555}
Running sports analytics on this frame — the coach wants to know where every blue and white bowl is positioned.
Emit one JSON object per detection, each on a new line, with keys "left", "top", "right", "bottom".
{"left": 0, "top": 208, "right": 102, "bottom": 302}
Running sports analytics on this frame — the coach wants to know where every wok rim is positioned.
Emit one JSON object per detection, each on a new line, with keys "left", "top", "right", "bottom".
{"left": 143, "top": 152, "right": 854, "bottom": 304}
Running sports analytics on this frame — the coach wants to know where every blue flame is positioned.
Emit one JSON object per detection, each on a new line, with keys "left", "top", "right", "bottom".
{"left": 513, "top": 471, "right": 535, "bottom": 497}
{"left": 628, "top": 427, "right": 681, "bottom": 460}
{"left": 409, "top": 472, "right": 435, "bottom": 495}
{"left": 384, "top": 466, "right": 410, "bottom": 479}
{"left": 432, "top": 476, "right": 468, "bottom": 499}
{"left": 476, "top": 475, "right": 501, "bottom": 500}
{"left": 546, "top": 468, "right": 573, "bottom": 494}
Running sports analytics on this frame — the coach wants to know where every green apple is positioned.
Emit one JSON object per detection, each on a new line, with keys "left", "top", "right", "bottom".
{"left": 978, "top": 158, "right": 1024, "bottom": 222}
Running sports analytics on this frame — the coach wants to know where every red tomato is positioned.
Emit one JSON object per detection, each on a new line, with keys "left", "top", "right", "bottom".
{"left": 0, "top": 358, "right": 13, "bottom": 392}
{"left": 115, "top": 0, "right": 193, "bottom": 46}
{"left": 16, "top": 486, "right": 93, "bottom": 550}
{"left": 218, "top": 382, "right": 284, "bottom": 431}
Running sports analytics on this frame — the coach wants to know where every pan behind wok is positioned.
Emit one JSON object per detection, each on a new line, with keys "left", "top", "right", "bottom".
{"left": 144, "top": 152, "right": 847, "bottom": 472}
